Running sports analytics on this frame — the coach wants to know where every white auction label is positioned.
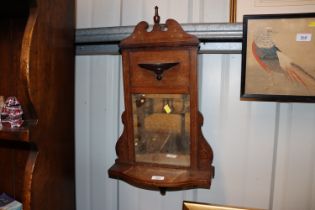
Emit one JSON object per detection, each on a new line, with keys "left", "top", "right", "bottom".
{"left": 166, "top": 154, "right": 177, "bottom": 158}
{"left": 296, "top": 33, "right": 312, "bottom": 42}
{"left": 151, "top": 175, "right": 165, "bottom": 181}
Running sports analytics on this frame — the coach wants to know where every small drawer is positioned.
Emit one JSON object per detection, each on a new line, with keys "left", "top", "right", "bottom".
{"left": 128, "top": 50, "right": 190, "bottom": 89}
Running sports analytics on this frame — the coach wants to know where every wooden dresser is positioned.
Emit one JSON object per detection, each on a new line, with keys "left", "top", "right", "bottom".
{"left": 0, "top": 0, "right": 75, "bottom": 209}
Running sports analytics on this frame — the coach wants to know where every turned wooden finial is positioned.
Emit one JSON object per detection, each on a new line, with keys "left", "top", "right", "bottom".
{"left": 153, "top": 6, "right": 160, "bottom": 25}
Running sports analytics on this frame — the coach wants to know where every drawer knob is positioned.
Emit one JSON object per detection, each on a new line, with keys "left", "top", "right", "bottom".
{"left": 138, "top": 62, "right": 179, "bottom": 80}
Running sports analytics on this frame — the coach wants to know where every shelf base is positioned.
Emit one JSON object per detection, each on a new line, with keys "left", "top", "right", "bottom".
{"left": 108, "top": 162, "right": 213, "bottom": 194}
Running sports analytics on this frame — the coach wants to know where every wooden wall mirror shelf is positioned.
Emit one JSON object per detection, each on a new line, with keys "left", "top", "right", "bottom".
{"left": 108, "top": 7, "right": 214, "bottom": 195}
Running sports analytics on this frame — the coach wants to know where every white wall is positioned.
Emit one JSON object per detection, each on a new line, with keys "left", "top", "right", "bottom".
{"left": 75, "top": 1, "right": 315, "bottom": 210}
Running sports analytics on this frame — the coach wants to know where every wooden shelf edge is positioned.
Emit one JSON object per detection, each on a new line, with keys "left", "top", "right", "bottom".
{"left": 0, "top": 120, "right": 37, "bottom": 142}
{"left": 108, "top": 163, "right": 212, "bottom": 192}
{"left": 0, "top": 127, "right": 30, "bottom": 142}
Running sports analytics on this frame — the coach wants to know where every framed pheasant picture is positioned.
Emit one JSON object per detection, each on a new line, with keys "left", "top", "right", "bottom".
{"left": 241, "top": 13, "right": 315, "bottom": 102}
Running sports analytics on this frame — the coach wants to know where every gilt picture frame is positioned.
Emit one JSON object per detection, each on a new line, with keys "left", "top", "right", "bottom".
{"left": 241, "top": 13, "right": 315, "bottom": 102}
{"left": 230, "top": 0, "right": 315, "bottom": 23}
{"left": 183, "top": 201, "right": 264, "bottom": 210}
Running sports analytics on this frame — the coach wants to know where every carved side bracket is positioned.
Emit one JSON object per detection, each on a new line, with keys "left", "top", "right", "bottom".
{"left": 20, "top": 7, "right": 38, "bottom": 121}
{"left": 22, "top": 149, "right": 38, "bottom": 210}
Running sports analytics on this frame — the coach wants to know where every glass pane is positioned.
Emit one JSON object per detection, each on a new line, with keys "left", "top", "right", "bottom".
{"left": 132, "top": 94, "right": 190, "bottom": 167}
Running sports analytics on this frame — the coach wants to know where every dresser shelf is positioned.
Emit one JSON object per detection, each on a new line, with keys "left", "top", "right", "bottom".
{"left": 0, "top": 120, "right": 37, "bottom": 142}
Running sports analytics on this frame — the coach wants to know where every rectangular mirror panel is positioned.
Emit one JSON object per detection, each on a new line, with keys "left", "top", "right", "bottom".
{"left": 132, "top": 94, "right": 190, "bottom": 167}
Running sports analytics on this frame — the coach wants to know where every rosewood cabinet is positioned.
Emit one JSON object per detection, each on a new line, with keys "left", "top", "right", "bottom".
{"left": 0, "top": 0, "right": 75, "bottom": 210}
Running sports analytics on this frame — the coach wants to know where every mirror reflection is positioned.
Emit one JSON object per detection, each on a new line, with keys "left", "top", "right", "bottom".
{"left": 132, "top": 94, "right": 190, "bottom": 167}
